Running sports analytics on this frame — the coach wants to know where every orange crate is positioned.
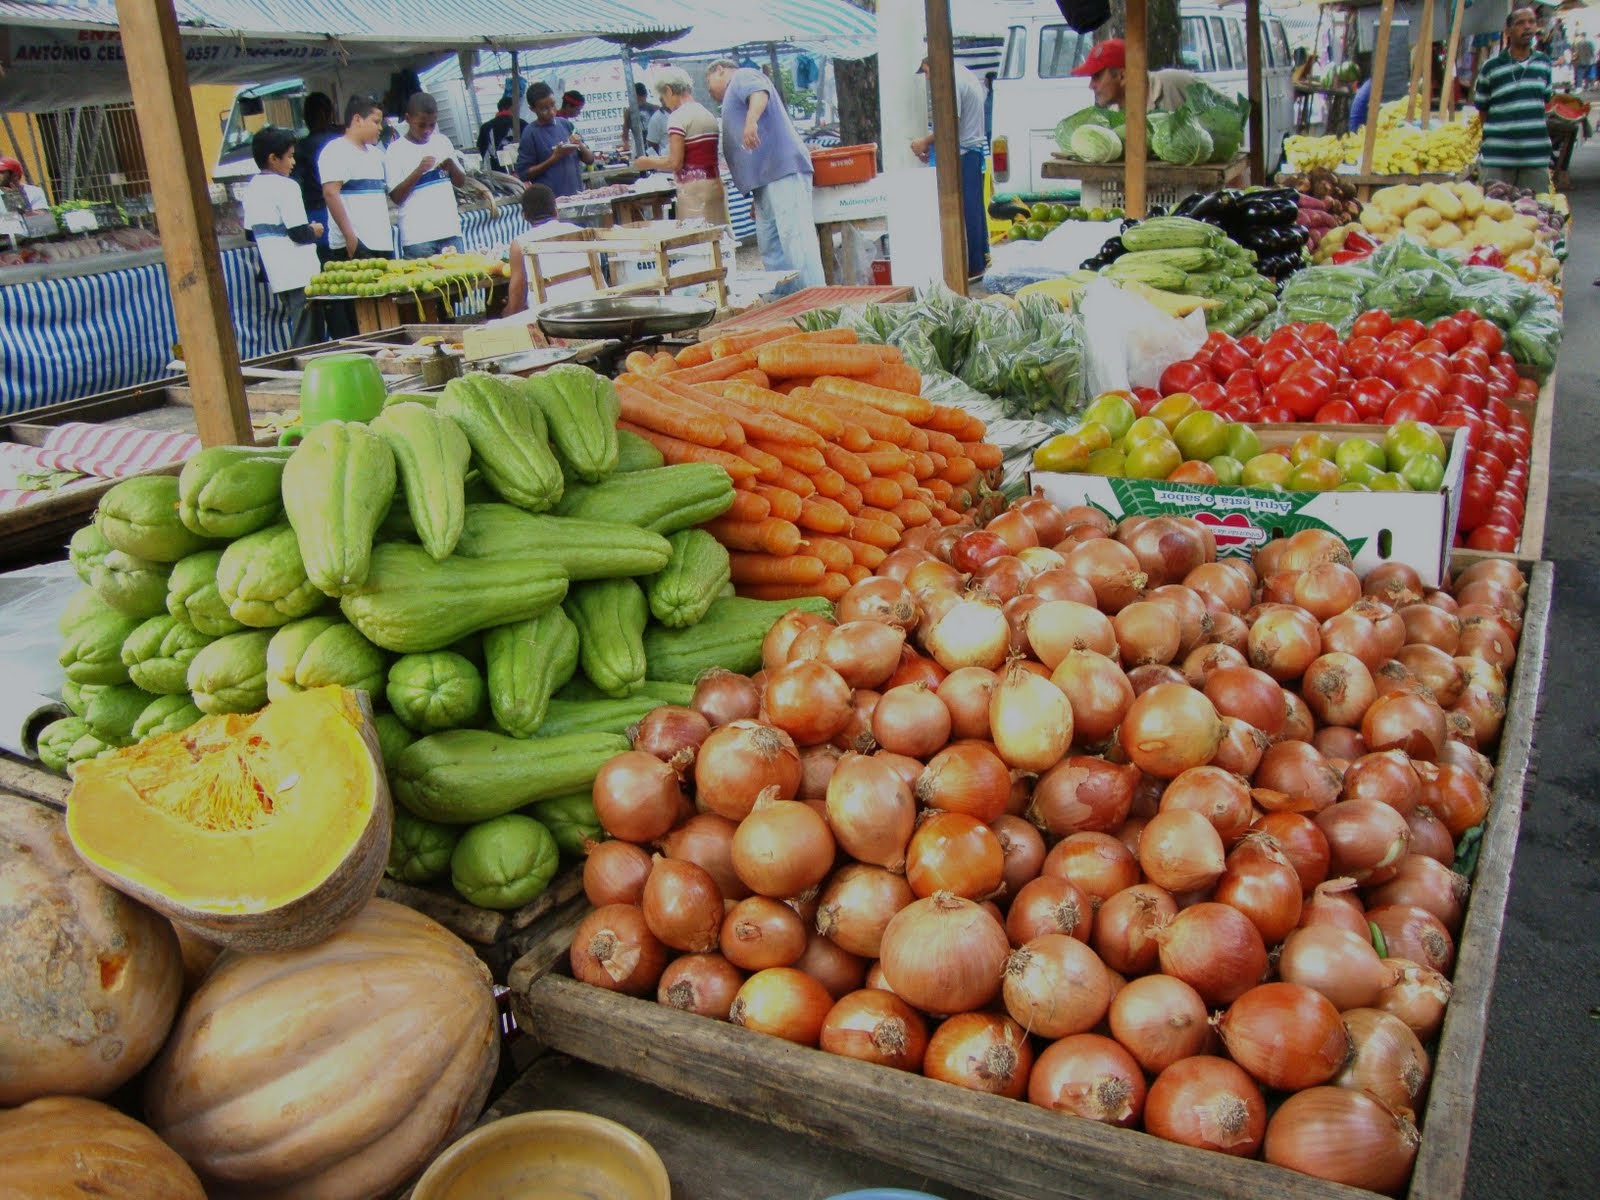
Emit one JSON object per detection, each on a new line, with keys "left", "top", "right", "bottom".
{"left": 811, "top": 144, "right": 878, "bottom": 187}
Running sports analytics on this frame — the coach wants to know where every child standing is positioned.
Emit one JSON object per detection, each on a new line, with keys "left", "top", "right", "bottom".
{"left": 243, "top": 127, "right": 324, "bottom": 348}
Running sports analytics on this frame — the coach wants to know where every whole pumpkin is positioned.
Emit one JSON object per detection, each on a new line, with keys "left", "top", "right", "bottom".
{"left": 0, "top": 1095, "right": 206, "bottom": 1199}
{"left": 0, "top": 794, "right": 183, "bottom": 1106}
{"left": 145, "top": 898, "right": 499, "bottom": 1199}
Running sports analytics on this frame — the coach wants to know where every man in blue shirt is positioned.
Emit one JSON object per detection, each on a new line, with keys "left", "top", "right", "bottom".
{"left": 1348, "top": 78, "right": 1373, "bottom": 133}
{"left": 706, "top": 60, "right": 825, "bottom": 295}
{"left": 514, "top": 82, "right": 593, "bottom": 198}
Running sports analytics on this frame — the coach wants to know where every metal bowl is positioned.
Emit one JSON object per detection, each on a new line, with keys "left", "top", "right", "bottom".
{"left": 536, "top": 295, "right": 718, "bottom": 341}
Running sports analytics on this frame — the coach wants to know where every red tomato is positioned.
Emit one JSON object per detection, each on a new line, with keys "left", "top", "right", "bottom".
{"left": 1189, "top": 381, "right": 1226, "bottom": 410}
{"left": 1216, "top": 402, "right": 1252, "bottom": 423}
{"left": 1314, "top": 400, "right": 1359, "bottom": 424}
{"left": 1238, "top": 335, "right": 1265, "bottom": 356}
{"left": 1445, "top": 375, "right": 1487, "bottom": 409}
{"left": 1384, "top": 390, "right": 1441, "bottom": 424}
{"left": 1203, "top": 332, "right": 1234, "bottom": 352}
{"left": 1255, "top": 346, "right": 1301, "bottom": 387}
{"left": 1351, "top": 310, "right": 1393, "bottom": 339}
{"left": 1160, "top": 360, "right": 1212, "bottom": 396}
{"left": 1381, "top": 331, "right": 1418, "bottom": 354}
{"left": 1390, "top": 318, "right": 1427, "bottom": 345}
{"left": 1382, "top": 353, "right": 1416, "bottom": 390}
{"left": 1341, "top": 335, "right": 1382, "bottom": 368}
{"left": 1436, "top": 409, "right": 1484, "bottom": 454}
{"left": 1466, "top": 525, "right": 1518, "bottom": 552}
{"left": 1402, "top": 355, "right": 1452, "bottom": 394}
{"left": 1456, "top": 472, "right": 1497, "bottom": 531}
{"left": 1485, "top": 397, "right": 1513, "bottom": 429}
{"left": 1410, "top": 338, "right": 1448, "bottom": 359}
{"left": 1515, "top": 378, "right": 1539, "bottom": 402}
{"left": 1508, "top": 409, "right": 1532, "bottom": 434}
{"left": 1451, "top": 346, "right": 1492, "bottom": 378}
{"left": 1428, "top": 316, "right": 1471, "bottom": 353}
{"left": 1473, "top": 448, "right": 1508, "bottom": 481}
{"left": 1264, "top": 328, "right": 1306, "bottom": 355}
{"left": 1268, "top": 378, "right": 1327, "bottom": 419}
{"left": 1302, "top": 322, "right": 1340, "bottom": 345}
{"left": 1492, "top": 495, "right": 1525, "bottom": 525}
{"left": 1132, "top": 388, "right": 1162, "bottom": 414}
{"left": 1225, "top": 368, "right": 1262, "bottom": 396}
{"left": 1257, "top": 404, "right": 1296, "bottom": 423}
{"left": 1484, "top": 428, "right": 1519, "bottom": 463}
{"left": 1350, "top": 377, "right": 1397, "bottom": 419}
{"left": 1211, "top": 340, "right": 1255, "bottom": 380}
{"left": 1468, "top": 320, "right": 1505, "bottom": 355}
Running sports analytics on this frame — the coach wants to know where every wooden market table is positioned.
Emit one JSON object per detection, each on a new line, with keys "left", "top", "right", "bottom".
{"left": 1450, "top": 370, "right": 1554, "bottom": 572}
{"left": 1041, "top": 153, "right": 1250, "bottom": 215}
{"left": 333, "top": 280, "right": 513, "bottom": 337}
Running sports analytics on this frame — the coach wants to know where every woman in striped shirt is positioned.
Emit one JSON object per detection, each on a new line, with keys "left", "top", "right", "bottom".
{"left": 1474, "top": 8, "right": 1554, "bottom": 194}
{"left": 631, "top": 67, "right": 732, "bottom": 234}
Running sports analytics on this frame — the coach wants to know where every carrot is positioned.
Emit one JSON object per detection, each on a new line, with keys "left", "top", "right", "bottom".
{"left": 767, "top": 463, "right": 814, "bottom": 496}
{"left": 860, "top": 447, "right": 910, "bottom": 477}
{"left": 740, "top": 573, "right": 850, "bottom": 602}
{"left": 924, "top": 429, "right": 964, "bottom": 459}
{"left": 925, "top": 405, "right": 970, "bottom": 432}
{"left": 672, "top": 351, "right": 760, "bottom": 385}
{"left": 750, "top": 438, "right": 827, "bottom": 475}
{"left": 802, "top": 537, "right": 854, "bottom": 573}
{"left": 773, "top": 378, "right": 813, "bottom": 394}
{"left": 907, "top": 429, "right": 929, "bottom": 452}
{"left": 834, "top": 481, "right": 864, "bottom": 512}
{"left": 959, "top": 415, "right": 989, "bottom": 442}
{"left": 844, "top": 563, "right": 872, "bottom": 585}
{"left": 704, "top": 516, "right": 802, "bottom": 556}
{"left": 889, "top": 471, "right": 920, "bottom": 493}
{"left": 617, "top": 421, "right": 757, "bottom": 479}
{"left": 834, "top": 423, "right": 874, "bottom": 453}
{"left": 962, "top": 441, "right": 1004, "bottom": 471}
{"left": 820, "top": 442, "right": 871, "bottom": 485}
{"left": 811, "top": 376, "right": 935, "bottom": 424}
{"left": 660, "top": 380, "right": 823, "bottom": 448}
{"left": 726, "top": 488, "right": 773, "bottom": 522}
{"left": 893, "top": 497, "right": 933, "bottom": 527}
{"left": 734, "top": 443, "right": 785, "bottom": 483}
{"left": 708, "top": 326, "right": 801, "bottom": 359}
{"left": 818, "top": 572, "right": 853, "bottom": 600}
{"left": 832, "top": 536, "right": 888, "bottom": 568}
{"left": 624, "top": 350, "right": 656, "bottom": 376}
{"left": 851, "top": 517, "right": 900, "bottom": 550}
{"left": 860, "top": 477, "right": 904, "bottom": 510}
{"left": 939, "top": 456, "right": 978, "bottom": 485}
{"left": 651, "top": 351, "right": 678, "bottom": 376}
{"left": 758, "top": 343, "right": 890, "bottom": 380}
{"left": 729, "top": 552, "right": 826, "bottom": 585}
{"left": 925, "top": 478, "right": 955, "bottom": 501}
{"left": 798, "top": 496, "right": 852, "bottom": 535}
{"left": 617, "top": 384, "right": 727, "bottom": 447}
{"left": 730, "top": 369, "right": 771, "bottom": 388}
{"left": 935, "top": 504, "right": 965, "bottom": 526}
{"left": 810, "top": 467, "right": 847, "bottom": 499}
{"left": 674, "top": 341, "right": 715, "bottom": 369}
{"left": 795, "top": 390, "right": 916, "bottom": 446}
{"left": 722, "top": 381, "right": 859, "bottom": 445}
{"left": 632, "top": 379, "right": 744, "bottom": 447}
{"left": 752, "top": 484, "right": 804, "bottom": 522}
{"left": 763, "top": 328, "right": 861, "bottom": 350}
{"left": 860, "top": 506, "right": 905, "bottom": 533}
{"left": 862, "top": 362, "right": 923, "bottom": 395}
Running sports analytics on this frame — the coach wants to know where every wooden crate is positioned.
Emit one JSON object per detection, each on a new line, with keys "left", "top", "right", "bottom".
{"left": 1041, "top": 154, "right": 1250, "bottom": 213}
{"left": 522, "top": 221, "right": 729, "bottom": 308}
{"left": 1449, "top": 371, "right": 1554, "bottom": 572}
{"left": 507, "top": 562, "right": 1552, "bottom": 1200}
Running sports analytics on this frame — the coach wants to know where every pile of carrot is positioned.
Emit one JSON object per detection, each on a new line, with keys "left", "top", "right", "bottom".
{"left": 613, "top": 324, "right": 1003, "bottom": 602}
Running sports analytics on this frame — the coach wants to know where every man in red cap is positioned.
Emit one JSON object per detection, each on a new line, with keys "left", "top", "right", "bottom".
{"left": 1072, "top": 38, "right": 1200, "bottom": 114}
{"left": 0, "top": 157, "right": 47, "bottom": 212}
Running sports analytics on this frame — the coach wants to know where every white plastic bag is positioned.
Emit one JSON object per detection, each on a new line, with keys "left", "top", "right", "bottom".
{"left": 1075, "top": 279, "right": 1208, "bottom": 395}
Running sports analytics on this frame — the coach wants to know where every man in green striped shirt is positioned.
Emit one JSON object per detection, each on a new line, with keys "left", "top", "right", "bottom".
{"left": 1474, "top": 7, "right": 1554, "bottom": 193}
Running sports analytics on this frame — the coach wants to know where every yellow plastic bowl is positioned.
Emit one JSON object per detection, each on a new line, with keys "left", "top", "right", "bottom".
{"left": 411, "top": 1110, "right": 671, "bottom": 1200}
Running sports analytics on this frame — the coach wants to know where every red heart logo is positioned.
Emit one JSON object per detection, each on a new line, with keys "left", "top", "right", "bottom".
{"left": 1191, "top": 509, "right": 1267, "bottom": 548}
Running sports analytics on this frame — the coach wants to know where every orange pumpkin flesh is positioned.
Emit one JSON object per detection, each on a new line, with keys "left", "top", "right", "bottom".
{"left": 0, "top": 795, "right": 182, "bottom": 1106}
{"left": 0, "top": 1095, "right": 206, "bottom": 1200}
{"left": 145, "top": 898, "right": 499, "bottom": 1200}
{"left": 66, "top": 686, "right": 391, "bottom": 953}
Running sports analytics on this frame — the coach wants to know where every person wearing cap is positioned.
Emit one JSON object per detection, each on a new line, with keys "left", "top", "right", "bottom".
{"left": 558, "top": 91, "right": 586, "bottom": 121}
{"left": 909, "top": 58, "right": 990, "bottom": 279}
{"left": 0, "top": 157, "right": 47, "bottom": 212}
{"left": 1073, "top": 38, "right": 1199, "bottom": 114}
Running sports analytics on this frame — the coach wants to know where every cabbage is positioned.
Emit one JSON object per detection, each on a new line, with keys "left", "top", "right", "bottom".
{"left": 1195, "top": 106, "right": 1243, "bottom": 162}
{"left": 1070, "top": 124, "right": 1124, "bottom": 163}
{"left": 1054, "top": 107, "right": 1113, "bottom": 153}
{"left": 1150, "top": 108, "right": 1213, "bottom": 166}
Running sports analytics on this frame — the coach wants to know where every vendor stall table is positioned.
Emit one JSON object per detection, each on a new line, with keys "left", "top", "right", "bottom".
{"left": 332, "top": 280, "right": 513, "bottom": 337}
{"left": 1041, "top": 155, "right": 1250, "bottom": 215}
{"left": 695, "top": 285, "right": 914, "bottom": 340}
{"left": 1295, "top": 81, "right": 1356, "bottom": 137}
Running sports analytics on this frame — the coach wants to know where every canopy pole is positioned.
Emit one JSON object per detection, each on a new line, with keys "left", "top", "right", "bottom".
{"left": 768, "top": 44, "right": 787, "bottom": 105}
{"left": 1442, "top": 0, "right": 1467, "bottom": 120}
{"left": 1246, "top": 0, "right": 1265, "bottom": 183}
{"left": 1418, "top": 0, "right": 1436, "bottom": 131}
{"left": 512, "top": 52, "right": 523, "bottom": 140}
{"left": 924, "top": 0, "right": 968, "bottom": 291}
{"left": 460, "top": 51, "right": 484, "bottom": 149}
{"left": 622, "top": 49, "right": 647, "bottom": 167}
{"left": 1360, "top": 0, "right": 1397, "bottom": 176}
{"left": 114, "top": 0, "right": 251, "bottom": 447}
{"left": 1125, "top": 0, "right": 1149, "bottom": 218}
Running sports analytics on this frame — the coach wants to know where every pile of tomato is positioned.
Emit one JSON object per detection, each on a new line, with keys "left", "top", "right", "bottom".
{"left": 1144, "top": 312, "right": 1538, "bottom": 552}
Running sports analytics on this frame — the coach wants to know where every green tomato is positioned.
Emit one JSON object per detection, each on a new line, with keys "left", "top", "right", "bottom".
{"left": 1208, "top": 455, "right": 1245, "bottom": 486}
{"left": 1369, "top": 471, "right": 1409, "bottom": 492}
{"left": 1290, "top": 432, "right": 1338, "bottom": 465}
{"left": 1334, "top": 437, "right": 1387, "bottom": 476}
{"left": 1125, "top": 437, "right": 1182, "bottom": 480}
{"left": 1173, "top": 411, "right": 1232, "bottom": 462}
{"left": 1241, "top": 452, "right": 1294, "bottom": 488}
{"left": 1289, "top": 459, "right": 1343, "bottom": 492}
{"left": 1334, "top": 481, "right": 1372, "bottom": 492}
{"left": 1149, "top": 393, "right": 1200, "bottom": 432}
{"left": 1400, "top": 452, "right": 1446, "bottom": 492}
{"left": 1083, "top": 393, "right": 1138, "bottom": 441}
{"left": 1085, "top": 447, "right": 1127, "bottom": 476}
{"left": 1122, "top": 416, "right": 1171, "bottom": 449}
{"left": 1383, "top": 420, "right": 1447, "bottom": 472}
{"left": 1224, "top": 425, "right": 1262, "bottom": 461}
{"left": 1344, "top": 460, "right": 1384, "bottom": 486}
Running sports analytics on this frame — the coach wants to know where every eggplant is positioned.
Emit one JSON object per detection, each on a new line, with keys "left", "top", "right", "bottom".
{"left": 1172, "top": 191, "right": 1208, "bottom": 218}
{"left": 1080, "top": 255, "right": 1109, "bottom": 271}
{"left": 1100, "top": 237, "right": 1128, "bottom": 259}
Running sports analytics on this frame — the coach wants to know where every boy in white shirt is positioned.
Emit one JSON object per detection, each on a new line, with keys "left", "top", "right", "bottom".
{"left": 243, "top": 127, "right": 324, "bottom": 347}
{"left": 319, "top": 94, "right": 392, "bottom": 260}
{"left": 388, "top": 92, "right": 494, "bottom": 258}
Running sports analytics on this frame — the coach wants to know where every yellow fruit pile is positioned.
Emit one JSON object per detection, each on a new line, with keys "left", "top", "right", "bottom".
{"left": 1283, "top": 103, "right": 1481, "bottom": 176}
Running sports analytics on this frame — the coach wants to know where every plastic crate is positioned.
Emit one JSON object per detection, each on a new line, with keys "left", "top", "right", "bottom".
{"left": 812, "top": 144, "right": 878, "bottom": 187}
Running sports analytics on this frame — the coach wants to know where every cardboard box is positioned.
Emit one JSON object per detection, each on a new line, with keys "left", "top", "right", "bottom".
{"left": 811, "top": 176, "right": 891, "bottom": 223}
{"left": 1030, "top": 425, "right": 1468, "bottom": 588}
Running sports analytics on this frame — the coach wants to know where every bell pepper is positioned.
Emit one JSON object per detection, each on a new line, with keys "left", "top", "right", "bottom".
{"left": 1464, "top": 245, "right": 1506, "bottom": 268}
{"left": 1331, "top": 247, "right": 1372, "bottom": 264}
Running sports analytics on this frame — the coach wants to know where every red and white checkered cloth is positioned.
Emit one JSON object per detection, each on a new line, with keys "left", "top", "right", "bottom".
{"left": 0, "top": 423, "right": 203, "bottom": 512}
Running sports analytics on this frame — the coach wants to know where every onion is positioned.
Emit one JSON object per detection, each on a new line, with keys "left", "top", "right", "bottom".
{"left": 570, "top": 903, "right": 668, "bottom": 995}
{"left": 1337, "top": 1007, "right": 1431, "bottom": 1111}
{"left": 732, "top": 789, "right": 836, "bottom": 898}
{"left": 632, "top": 705, "right": 712, "bottom": 769}
{"left": 837, "top": 577, "right": 921, "bottom": 632}
{"left": 1028, "top": 756, "right": 1139, "bottom": 836}
{"left": 1138, "top": 809, "right": 1225, "bottom": 893}
{"left": 1456, "top": 577, "right": 1523, "bottom": 617}
{"left": 1320, "top": 610, "right": 1388, "bottom": 671}
{"left": 923, "top": 1011, "right": 1033, "bottom": 1097}
{"left": 1049, "top": 651, "right": 1135, "bottom": 745}
{"left": 1368, "top": 903, "right": 1455, "bottom": 974}
{"left": 871, "top": 683, "right": 952, "bottom": 759}
{"left": 910, "top": 584, "right": 960, "bottom": 642}
{"left": 1064, "top": 538, "right": 1148, "bottom": 613}
{"left": 879, "top": 892, "right": 1009, "bottom": 1015}
{"left": 1247, "top": 606, "right": 1323, "bottom": 682}
{"left": 1113, "top": 600, "right": 1182, "bottom": 666}
{"left": 1451, "top": 687, "right": 1507, "bottom": 748}
{"left": 1126, "top": 664, "right": 1187, "bottom": 696}
{"left": 1458, "top": 616, "right": 1518, "bottom": 673}
{"left": 1217, "top": 981, "right": 1349, "bottom": 1090}
{"left": 728, "top": 967, "right": 833, "bottom": 1045}
{"left": 1147, "top": 585, "right": 1210, "bottom": 655}
{"left": 1439, "top": 737, "right": 1495, "bottom": 786}
{"left": 660, "top": 813, "right": 746, "bottom": 901}
{"left": 1144, "top": 1056, "right": 1266, "bottom": 1157}
{"left": 1377, "top": 958, "right": 1453, "bottom": 1040}
{"left": 1006, "top": 876, "right": 1093, "bottom": 945}
{"left": 879, "top": 547, "right": 934, "bottom": 583}
{"left": 1342, "top": 750, "right": 1422, "bottom": 815}
{"left": 1120, "top": 515, "right": 1211, "bottom": 588}
{"left": 992, "top": 814, "right": 1046, "bottom": 898}
{"left": 820, "top": 989, "right": 929, "bottom": 1070}
{"left": 799, "top": 744, "right": 844, "bottom": 800}
{"left": 1421, "top": 761, "right": 1490, "bottom": 837}
{"left": 642, "top": 857, "right": 724, "bottom": 953}
{"left": 1263, "top": 1087, "right": 1420, "bottom": 1196}
{"left": 1159, "top": 765, "right": 1254, "bottom": 845}
{"left": 1364, "top": 561, "right": 1425, "bottom": 607}
{"left": 974, "top": 554, "right": 1033, "bottom": 603}
{"left": 1043, "top": 832, "right": 1141, "bottom": 910}
{"left": 1278, "top": 925, "right": 1391, "bottom": 1011}
{"left": 1002, "top": 934, "right": 1113, "bottom": 1037}
{"left": 1203, "top": 611, "right": 1251, "bottom": 652}
{"left": 1025, "top": 600, "right": 1117, "bottom": 668}
{"left": 583, "top": 840, "right": 653, "bottom": 907}
{"left": 718, "top": 895, "right": 807, "bottom": 970}
{"left": 916, "top": 741, "right": 1012, "bottom": 823}
{"left": 989, "top": 660, "right": 1073, "bottom": 771}
{"left": 1314, "top": 725, "right": 1368, "bottom": 762}
{"left": 1405, "top": 805, "right": 1457, "bottom": 865}
{"left": 937, "top": 667, "right": 997, "bottom": 740}
{"left": 1294, "top": 562, "right": 1362, "bottom": 621}
{"left": 1120, "top": 683, "right": 1224, "bottom": 779}
{"left": 1362, "top": 691, "right": 1447, "bottom": 761}
{"left": 1456, "top": 558, "right": 1527, "bottom": 596}
{"left": 764, "top": 659, "right": 853, "bottom": 746}
{"left": 1316, "top": 799, "right": 1411, "bottom": 880}
{"left": 1019, "top": 546, "right": 1067, "bottom": 576}
{"left": 1215, "top": 835, "right": 1303, "bottom": 945}
{"left": 1202, "top": 665, "right": 1287, "bottom": 735}
{"left": 1026, "top": 567, "right": 1099, "bottom": 605}
{"left": 985, "top": 509, "right": 1041, "bottom": 555}
{"left": 761, "top": 610, "right": 832, "bottom": 673}
{"left": 1014, "top": 493, "right": 1072, "bottom": 544}
{"left": 1184, "top": 561, "right": 1253, "bottom": 612}
{"left": 1182, "top": 643, "right": 1248, "bottom": 688}
{"left": 923, "top": 594, "right": 1010, "bottom": 671}
{"left": 657, "top": 953, "right": 744, "bottom": 1019}
{"left": 1365, "top": 854, "right": 1469, "bottom": 934}
{"left": 793, "top": 930, "right": 867, "bottom": 999}
{"left": 906, "top": 812, "right": 1004, "bottom": 900}
{"left": 1153, "top": 902, "right": 1268, "bottom": 1005}
{"left": 1278, "top": 691, "right": 1316, "bottom": 744}
{"left": 1254, "top": 740, "right": 1341, "bottom": 814}
{"left": 874, "top": 750, "right": 925, "bottom": 790}
{"left": 1108, "top": 974, "right": 1211, "bottom": 1074}
{"left": 592, "top": 751, "right": 687, "bottom": 842}
{"left": 833, "top": 689, "right": 880, "bottom": 755}
{"left": 1027, "top": 1034, "right": 1146, "bottom": 1126}
{"left": 695, "top": 720, "right": 801, "bottom": 820}
{"left": 1301, "top": 652, "right": 1378, "bottom": 728}
{"left": 818, "top": 621, "right": 908, "bottom": 691}
{"left": 1395, "top": 643, "right": 1467, "bottom": 706}
{"left": 1212, "top": 717, "right": 1268, "bottom": 777}
{"left": 1251, "top": 811, "right": 1331, "bottom": 891}
{"left": 816, "top": 864, "right": 915, "bottom": 959}
{"left": 823, "top": 753, "right": 915, "bottom": 872}
{"left": 1093, "top": 883, "right": 1176, "bottom": 974}
{"left": 1400, "top": 603, "right": 1462, "bottom": 654}
{"left": 1299, "top": 877, "right": 1371, "bottom": 938}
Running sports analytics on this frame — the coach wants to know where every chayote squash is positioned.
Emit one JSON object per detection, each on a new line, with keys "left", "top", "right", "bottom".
{"left": 449, "top": 814, "right": 559, "bottom": 909}
{"left": 613, "top": 428, "right": 665, "bottom": 474}
{"left": 453, "top": 504, "right": 672, "bottom": 580}
{"left": 36, "top": 716, "right": 90, "bottom": 772}
{"left": 69, "top": 525, "right": 114, "bottom": 584}
{"left": 166, "top": 549, "right": 246, "bottom": 637}
{"left": 177, "top": 445, "right": 293, "bottom": 539}
{"left": 186, "top": 629, "right": 273, "bottom": 715}
{"left": 85, "top": 683, "right": 157, "bottom": 746}
{"left": 552, "top": 463, "right": 735, "bottom": 535}
{"left": 282, "top": 420, "right": 396, "bottom": 596}
{"left": 523, "top": 365, "right": 620, "bottom": 484}
{"left": 339, "top": 543, "right": 568, "bottom": 654}
{"left": 60, "top": 609, "right": 144, "bottom": 685}
{"left": 529, "top": 792, "right": 602, "bottom": 857}
{"left": 131, "top": 694, "right": 205, "bottom": 742}
{"left": 66, "top": 729, "right": 117, "bottom": 771}
{"left": 386, "top": 651, "right": 486, "bottom": 733}
{"left": 483, "top": 606, "right": 579, "bottom": 738}
{"left": 386, "top": 810, "right": 460, "bottom": 884}
{"left": 61, "top": 680, "right": 105, "bottom": 716}
{"left": 122, "top": 615, "right": 215, "bottom": 695}
{"left": 392, "top": 729, "right": 629, "bottom": 824}
{"left": 215, "top": 523, "right": 326, "bottom": 628}
{"left": 265, "top": 615, "right": 388, "bottom": 704}
{"left": 92, "top": 550, "right": 173, "bottom": 619}
{"left": 645, "top": 529, "right": 731, "bottom": 629}
{"left": 370, "top": 403, "right": 472, "bottom": 562}
{"left": 95, "top": 475, "right": 215, "bottom": 562}
{"left": 373, "top": 712, "right": 416, "bottom": 765}
{"left": 59, "top": 586, "right": 115, "bottom": 635}
{"left": 564, "top": 577, "right": 648, "bottom": 699}
{"left": 438, "top": 373, "right": 563, "bottom": 513}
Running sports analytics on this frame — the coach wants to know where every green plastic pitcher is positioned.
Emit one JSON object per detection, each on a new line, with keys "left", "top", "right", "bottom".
{"left": 281, "top": 354, "right": 387, "bottom": 445}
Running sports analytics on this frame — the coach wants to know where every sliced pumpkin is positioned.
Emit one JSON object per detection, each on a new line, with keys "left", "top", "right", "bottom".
{"left": 67, "top": 686, "right": 391, "bottom": 953}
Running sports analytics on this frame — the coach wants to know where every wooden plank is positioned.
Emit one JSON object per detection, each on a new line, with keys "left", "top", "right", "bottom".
{"left": 924, "top": 0, "right": 969, "bottom": 291}
{"left": 1419, "top": 0, "right": 1437, "bottom": 130}
{"left": 1442, "top": 0, "right": 1468, "bottom": 119}
{"left": 1361, "top": 0, "right": 1398, "bottom": 177}
{"left": 1449, "top": 371, "right": 1553, "bottom": 568}
{"left": 113, "top": 0, "right": 252, "bottom": 449}
{"left": 1124, "top": 0, "right": 1149, "bottom": 218}
{"left": 0, "top": 755, "right": 70, "bottom": 810}
{"left": 1246, "top": 0, "right": 1266, "bottom": 184}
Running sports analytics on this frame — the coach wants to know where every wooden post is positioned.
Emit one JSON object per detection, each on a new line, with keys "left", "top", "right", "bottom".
{"left": 1361, "top": 0, "right": 1397, "bottom": 177}
{"left": 1442, "top": 0, "right": 1468, "bottom": 119}
{"left": 1124, "top": 0, "right": 1149, "bottom": 217}
{"left": 114, "top": 0, "right": 251, "bottom": 447}
{"left": 1419, "top": 0, "right": 1436, "bottom": 130}
{"left": 768, "top": 44, "right": 787, "bottom": 106}
{"left": 924, "top": 0, "right": 969, "bottom": 292}
{"left": 1245, "top": 0, "right": 1266, "bottom": 182}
